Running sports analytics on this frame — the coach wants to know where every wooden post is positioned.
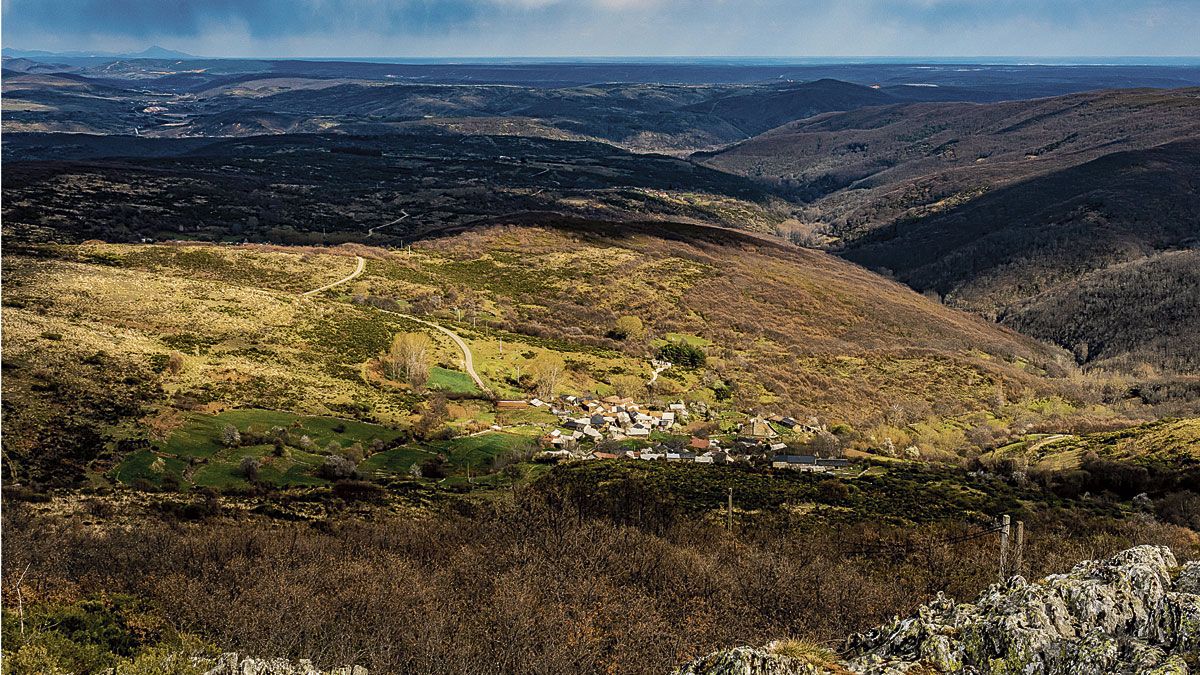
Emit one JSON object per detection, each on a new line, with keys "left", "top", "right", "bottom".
{"left": 998, "top": 514, "right": 1011, "bottom": 581}
{"left": 727, "top": 488, "right": 734, "bottom": 531}
{"left": 1015, "top": 520, "right": 1025, "bottom": 573}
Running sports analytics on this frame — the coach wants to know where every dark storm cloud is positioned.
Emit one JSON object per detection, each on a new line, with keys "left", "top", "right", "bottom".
{"left": 3, "top": 0, "right": 1198, "bottom": 56}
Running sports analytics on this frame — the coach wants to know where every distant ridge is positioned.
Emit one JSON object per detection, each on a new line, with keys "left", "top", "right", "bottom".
{"left": 2, "top": 45, "right": 196, "bottom": 59}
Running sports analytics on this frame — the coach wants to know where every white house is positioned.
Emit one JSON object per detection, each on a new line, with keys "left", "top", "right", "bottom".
{"left": 627, "top": 424, "right": 651, "bottom": 437}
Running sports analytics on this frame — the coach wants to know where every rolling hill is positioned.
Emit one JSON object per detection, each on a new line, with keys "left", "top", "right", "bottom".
{"left": 2, "top": 217, "right": 1095, "bottom": 485}
{"left": 699, "top": 87, "right": 1200, "bottom": 233}
{"left": 700, "top": 89, "right": 1200, "bottom": 375}
{"left": 841, "top": 140, "right": 1200, "bottom": 373}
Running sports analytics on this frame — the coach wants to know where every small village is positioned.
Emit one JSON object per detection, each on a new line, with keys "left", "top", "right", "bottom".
{"left": 497, "top": 394, "right": 851, "bottom": 471}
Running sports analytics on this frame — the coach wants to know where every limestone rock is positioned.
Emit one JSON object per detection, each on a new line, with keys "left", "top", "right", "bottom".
{"left": 203, "top": 653, "right": 367, "bottom": 675}
{"left": 676, "top": 545, "right": 1200, "bottom": 675}
{"left": 674, "top": 646, "right": 827, "bottom": 675}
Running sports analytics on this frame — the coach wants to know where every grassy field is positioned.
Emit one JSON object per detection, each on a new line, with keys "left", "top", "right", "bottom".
{"left": 427, "top": 366, "right": 480, "bottom": 395}
{"left": 109, "top": 408, "right": 547, "bottom": 489}
{"left": 984, "top": 418, "right": 1200, "bottom": 471}
{"left": 113, "top": 409, "right": 406, "bottom": 489}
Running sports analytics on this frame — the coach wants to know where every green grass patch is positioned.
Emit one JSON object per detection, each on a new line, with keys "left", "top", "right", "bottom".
{"left": 652, "top": 332, "right": 712, "bottom": 348}
{"left": 438, "top": 432, "right": 536, "bottom": 469}
{"left": 115, "top": 409, "right": 406, "bottom": 488}
{"left": 190, "top": 445, "right": 274, "bottom": 489}
{"left": 158, "top": 409, "right": 404, "bottom": 461}
{"left": 428, "top": 366, "right": 481, "bottom": 395}
{"left": 360, "top": 447, "right": 439, "bottom": 477}
{"left": 496, "top": 407, "right": 559, "bottom": 427}
{"left": 112, "top": 450, "right": 187, "bottom": 487}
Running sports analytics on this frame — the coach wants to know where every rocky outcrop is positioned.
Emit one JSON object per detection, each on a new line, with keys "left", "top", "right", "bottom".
{"left": 203, "top": 653, "right": 368, "bottom": 675}
{"left": 675, "top": 646, "right": 829, "bottom": 675}
{"left": 676, "top": 545, "right": 1200, "bottom": 674}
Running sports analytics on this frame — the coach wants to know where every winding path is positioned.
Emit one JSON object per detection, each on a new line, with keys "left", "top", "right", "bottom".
{"left": 368, "top": 210, "right": 409, "bottom": 237}
{"left": 300, "top": 255, "right": 489, "bottom": 393}
{"left": 378, "top": 308, "right": 490, "bottom": 393}
{"left": 647, "top": 360, "right": 671, "bottom": 387}
{"left": 1026, "top": 434, "right": 1073, "bottom": 454}
{"left": 302, "top": 255, "right": 365, "bottom": 297}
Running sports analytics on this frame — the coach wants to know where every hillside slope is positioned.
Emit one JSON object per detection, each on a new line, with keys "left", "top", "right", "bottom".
{"left": 701, "top": 89, "right": 1200, "bottom": 374}
{"left": 3, "top": 218, "right": 1090, "bottom": 484}
{"left": 699, "top": 87, "right": 1200, "bottom": 235}
{"left": 842, "top": 140, "right": 1200, "bottom": 373}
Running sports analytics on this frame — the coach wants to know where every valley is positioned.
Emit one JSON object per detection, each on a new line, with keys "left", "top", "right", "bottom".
{"left": 2, "top": 53, "right": 1199, "bottom": 675}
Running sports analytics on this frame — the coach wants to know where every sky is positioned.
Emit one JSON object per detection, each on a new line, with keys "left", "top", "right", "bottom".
{"left": 3, "top": 0, "right": 1199, "bottom": 59}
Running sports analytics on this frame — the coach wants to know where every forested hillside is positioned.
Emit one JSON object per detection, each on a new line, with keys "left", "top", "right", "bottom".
{"left": 701, "top": 89, "right": 1200, "bottom": 375}
{"left": 842, "top": 141, "right": 1200, "bottom": 372}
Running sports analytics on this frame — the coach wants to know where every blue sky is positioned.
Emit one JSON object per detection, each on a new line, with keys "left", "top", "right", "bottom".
{"left": 3, "top": 0, "right": 1198, "bottom": 58}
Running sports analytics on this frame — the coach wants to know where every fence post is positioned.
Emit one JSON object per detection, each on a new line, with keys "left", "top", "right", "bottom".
{"left": 726, "top": 488, "right": 734, "bottom": 531}
{"left": 998, "top": 514, "right": 1011, "bottom": 581}
{"left": 1014, "top": 520, "right": 1025, "bottom": 577}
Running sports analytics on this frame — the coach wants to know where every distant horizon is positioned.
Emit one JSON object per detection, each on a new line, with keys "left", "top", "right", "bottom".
{"left": 6, "top": 47, "right": 1200, "bottom": 67}
{"left": 5, "top": 0, "right": 1199, "bottom": 62}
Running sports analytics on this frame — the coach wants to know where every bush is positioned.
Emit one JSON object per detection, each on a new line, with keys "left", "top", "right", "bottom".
{"left": 1156, "top": 491, "right": 1200, "bottom": 530}
{"left": 332, "top": 480, "right": 386, "bottom": 503}
{"left": 319, "top": 455, "right": 357, "bottom": 480}
{"left": 420, "top": 457, "right": 448, "bottom": 480}
{"left": 607, "top": 315, "right": 645, "bottom": 340}
{"left": 239, "top": 457, "right": 261, "bottom": 481}
{"left": 219, "top": 425, "right": 241, "bottom": 448}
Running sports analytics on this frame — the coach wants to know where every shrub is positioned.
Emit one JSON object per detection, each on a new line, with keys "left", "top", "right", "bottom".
{"left": 768, "top": 639, "right": 838, "bottom": 668}
{"left": 219, "top": 425, "right": 241, "bottom": 448}
{"left": 332, "top": 480, "right": 386, "bottom": 503}
{"left": 419, "top": 456, "right": 448, "bottom": 479}
{"left": 607, "top": 315, "right": 645, "bottom": 340}
{"left": 319, "top": 455, "right": 357, "bottom": 480}
{"left": 239, "top": 457, "right": 261, "bottom": 481}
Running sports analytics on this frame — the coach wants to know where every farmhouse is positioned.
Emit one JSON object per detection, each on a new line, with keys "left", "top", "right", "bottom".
{"left": 769, "top": 455, "right": 848, "bottom": 471}
{"left": 742, "top": 416, "right": 779, "bottom": 439}
{"left": 771, "top": 454, "right": 819, "bottom": 470}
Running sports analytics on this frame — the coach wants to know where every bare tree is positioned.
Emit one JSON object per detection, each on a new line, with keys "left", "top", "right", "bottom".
{"left": 385, "top": 332, "right": 433, "bottom": 390}
{"left": 528, "top": 353, "right": 565, "bottom": 398}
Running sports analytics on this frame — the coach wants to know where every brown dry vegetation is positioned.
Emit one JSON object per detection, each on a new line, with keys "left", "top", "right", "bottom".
{"left": 2, "top": 493, "right": 1195, "bottom": 675}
